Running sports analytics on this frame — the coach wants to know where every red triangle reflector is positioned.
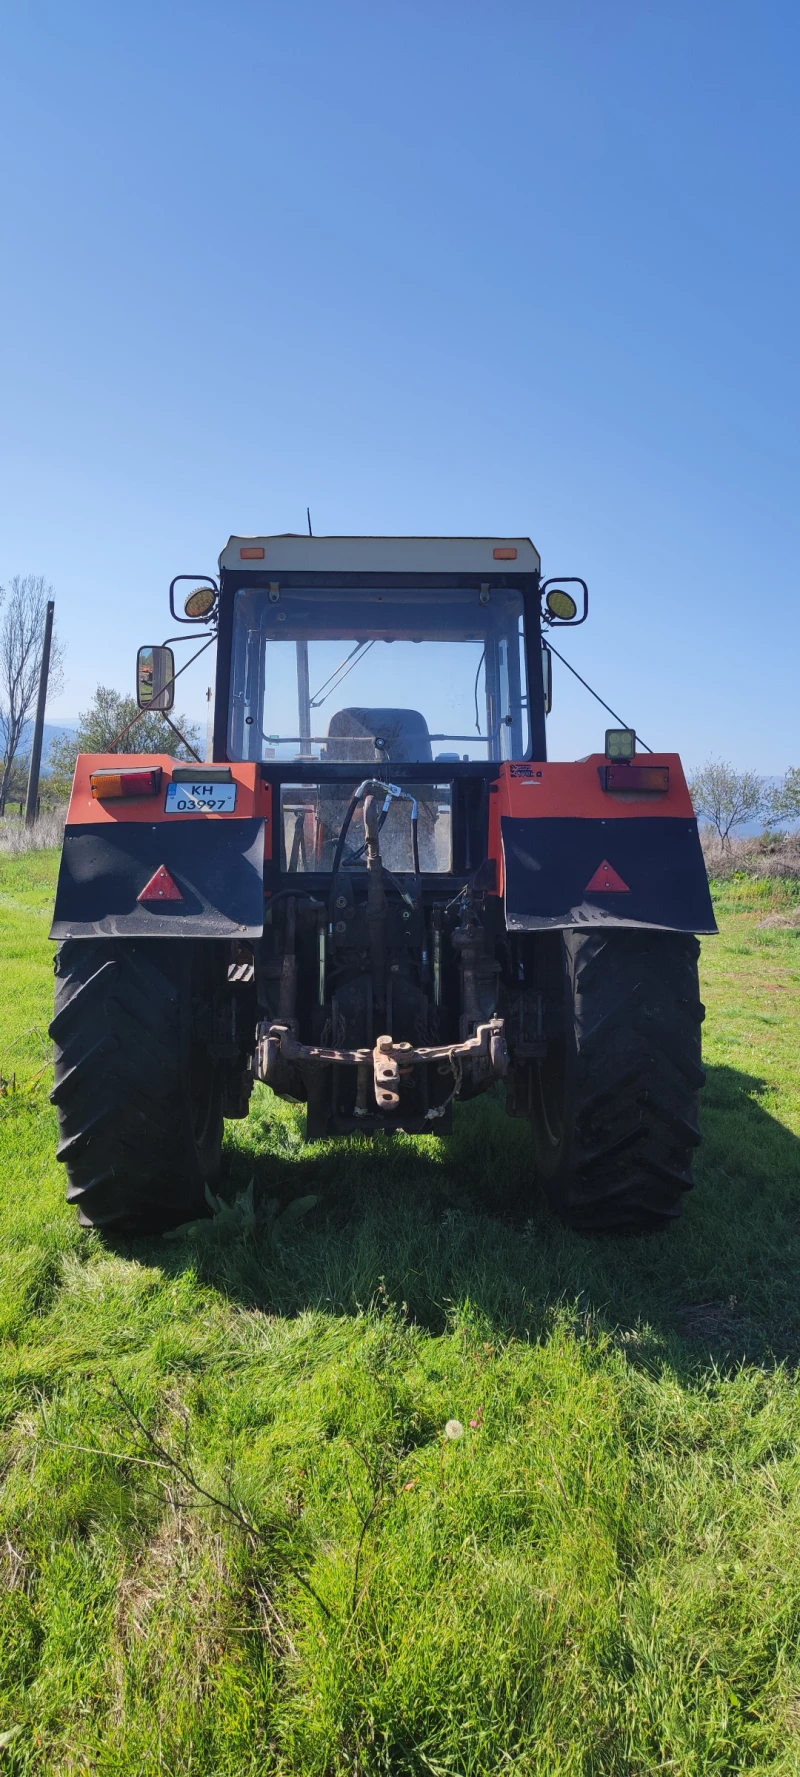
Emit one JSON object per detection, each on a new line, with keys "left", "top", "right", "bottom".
{"left": 585, "top": 859, "right": 630, "bottom": 894}
{"left": 138, "top": 864, "right": 183, "bottom": 903}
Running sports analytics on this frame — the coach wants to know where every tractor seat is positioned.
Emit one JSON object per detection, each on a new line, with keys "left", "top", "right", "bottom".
{"left": 322, "top": 707, "right": 433, "bottom": 764}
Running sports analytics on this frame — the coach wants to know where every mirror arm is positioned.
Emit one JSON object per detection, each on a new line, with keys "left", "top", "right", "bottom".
{"left": 545, "top": 636, "right": 654, "bottom": 753}
{"left": 109, "top": 704, "right": 149, "bottom": 751}
{"left": 109, "top": 702, "right": 203, "bottom": 762}
{"left": 156, "top": 632, "right": 217, "bottom": 697}
{"left": 160, "top": 633, "right": 217, "bottom": 647}
{"left": 161, "top": 711, "right": 202, "bottom": 763}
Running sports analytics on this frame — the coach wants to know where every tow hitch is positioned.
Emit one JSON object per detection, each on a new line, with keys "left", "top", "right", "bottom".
{"left": 256, "top": 1018, "right": 507, "bottom": 1120}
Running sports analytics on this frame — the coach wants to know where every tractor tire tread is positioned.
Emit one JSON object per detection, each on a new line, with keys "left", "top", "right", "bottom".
{"left": 50, "top": 938, "right": 222, "bottom": 1233}
{"left": 533, "top": 928, "right": 705, "bottom": 1234}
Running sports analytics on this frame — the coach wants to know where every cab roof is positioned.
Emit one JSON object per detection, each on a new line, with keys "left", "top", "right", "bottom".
{"left": 218, "top": 535, "right": 541, "bottom": 575}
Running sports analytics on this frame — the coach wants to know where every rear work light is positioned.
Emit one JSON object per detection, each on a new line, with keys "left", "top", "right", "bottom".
{"left": 602, "top": 764, "right": 670, "bottom": 793}
{"left": 90, "top": 767, "right": 163, "bottom": 800}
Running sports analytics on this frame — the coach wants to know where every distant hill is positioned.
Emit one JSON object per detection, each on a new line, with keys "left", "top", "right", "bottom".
{"left": 17, "top": 720, "right": 79, "bottom": 766}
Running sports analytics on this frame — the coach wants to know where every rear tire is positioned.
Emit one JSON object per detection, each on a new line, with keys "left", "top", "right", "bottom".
{"left": 530, "top": 929, "right": 705, "bottom": 1233}
{"left": 50, "top": 939, "right": 225, "bottom": 1233}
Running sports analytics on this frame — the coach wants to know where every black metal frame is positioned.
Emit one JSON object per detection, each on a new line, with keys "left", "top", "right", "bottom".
{"left": 260, "top": 758, "right": 498, "bottom": 892}
{"left": 169, "top": 574, "right": 219, "bottom": 626}
{"left": 540, "top": 577, "right": 589, "bottom": 627}
{"left": 212, "top": 568, "right": 547, "bottom": 762}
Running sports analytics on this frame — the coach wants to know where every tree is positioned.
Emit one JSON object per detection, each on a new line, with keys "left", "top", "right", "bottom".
{"left": 47, "top": 686, "right": 202, "bottom": 802}
{"left": 688, "top": 759, "right": 768, "bottom": 848}
{"left": 0, "top": 576, "right": 65, "bottom": 813}
{"left": 769, "top": 767, "right": 800, "bottom": 825}
{"left": 2, "top": 751, "right": 30, "bottom": 813}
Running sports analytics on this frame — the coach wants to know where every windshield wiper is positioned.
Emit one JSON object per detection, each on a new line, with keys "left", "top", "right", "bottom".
{"left": 309, "top": 639, "right": 375, "bottom": 708}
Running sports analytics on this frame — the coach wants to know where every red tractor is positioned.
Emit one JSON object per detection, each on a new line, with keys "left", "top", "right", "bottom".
{"left": 50, "top": 535, "right": 714, "bottom": 1234}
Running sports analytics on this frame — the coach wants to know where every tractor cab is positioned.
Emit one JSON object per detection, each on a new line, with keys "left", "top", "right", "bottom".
{"left": 214, "top": 535, "right": 547, "bottom": 881}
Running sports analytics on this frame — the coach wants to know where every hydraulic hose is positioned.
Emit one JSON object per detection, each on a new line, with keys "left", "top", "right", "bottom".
{"left": 364, "top": 790, "right": 387, "bottom": 1015}
{"left": 410, "top": 797, "right": 420, "bottom": 894}
{"left": 328, "top": 780, "right": 401, "bottom": 939}
{"left": 328, "top": 779, "right": 420, "bottom": 939}
{"left": 328, "top": 780, "right": 400, "bottom": 883}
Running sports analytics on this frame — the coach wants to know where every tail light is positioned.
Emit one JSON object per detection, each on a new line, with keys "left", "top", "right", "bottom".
{"left": 90, "top": 766, "right": 163, "bottom": 800}
{"left": 602, "top": 765, "right": 670, "bottom": 792}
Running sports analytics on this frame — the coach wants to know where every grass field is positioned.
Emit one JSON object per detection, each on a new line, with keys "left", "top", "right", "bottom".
{"left": 2, "top": 852, "right": 800, "bottom": 1774}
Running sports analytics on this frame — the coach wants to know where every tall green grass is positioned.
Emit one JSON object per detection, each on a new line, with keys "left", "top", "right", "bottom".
{"left": 2, "top": 853, "right": 800, "bottom": 1773}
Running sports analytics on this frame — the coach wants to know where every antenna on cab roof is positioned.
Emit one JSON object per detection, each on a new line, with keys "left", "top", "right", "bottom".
{"left": 307, "top": 506, "right": 313, "bottom": 536}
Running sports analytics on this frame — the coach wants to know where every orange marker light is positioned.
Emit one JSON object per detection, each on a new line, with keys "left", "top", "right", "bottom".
{"left": 240, "top": 547, "right": 265, "bottom": 559}
{"left": 493, "top": 547, "right": 517, "bottom": 560}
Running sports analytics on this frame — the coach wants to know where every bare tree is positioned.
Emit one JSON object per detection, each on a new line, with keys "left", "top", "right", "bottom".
{"left": 688, "top": 758, "right": 768, "bottom": 848}
{"left": 0, "top": 576, "right": 64, "bottom": 814}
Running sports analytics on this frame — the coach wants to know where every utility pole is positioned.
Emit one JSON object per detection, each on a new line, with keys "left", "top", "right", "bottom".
{"left": 24, "top": 599, "right": 55, "bottom": 827}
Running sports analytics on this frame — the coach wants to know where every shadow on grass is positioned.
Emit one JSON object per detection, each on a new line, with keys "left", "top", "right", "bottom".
{"left": 143, "top": 1063, "right": 800, "bottom": 1373}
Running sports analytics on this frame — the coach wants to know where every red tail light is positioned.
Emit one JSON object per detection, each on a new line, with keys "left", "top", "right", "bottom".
{"left": 602, "top": 765, "right": 670, "bottom": 793}
{"left": 90, "top": 767, "right": 163, "bottom": 800}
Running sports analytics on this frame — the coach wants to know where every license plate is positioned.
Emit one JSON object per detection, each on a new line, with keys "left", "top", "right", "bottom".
{"left": 166, "top": 781, "right": 238, "bottom": 815}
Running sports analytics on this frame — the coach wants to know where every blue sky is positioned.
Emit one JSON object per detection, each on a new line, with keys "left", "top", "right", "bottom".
{"left": 1, "top": 0, "right": 798, "bottom": 770}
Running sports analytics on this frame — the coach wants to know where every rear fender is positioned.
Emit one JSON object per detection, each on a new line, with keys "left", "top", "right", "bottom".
{"left": 487, "top": 757, "right": 716, "bottom": 934}
{"left": 51, "top": 755, "right": 271, "bottom": 940}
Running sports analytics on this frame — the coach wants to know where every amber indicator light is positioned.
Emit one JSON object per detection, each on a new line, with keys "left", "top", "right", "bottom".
{"left": 240, "top": 547, "right": 265, "bottom": 559}
{"left": 493, "top": 547, "right": 518, "bottom": 560}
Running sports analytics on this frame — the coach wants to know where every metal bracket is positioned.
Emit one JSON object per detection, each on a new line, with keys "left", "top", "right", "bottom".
{"left": 373, "top": 1033, "right": 401, "bottom": 1108}
{"left": 540, "top": 577, "right": 589, "bottom": 626}
{"left": 168, "top": 574, "right": 219, "bottom": 625}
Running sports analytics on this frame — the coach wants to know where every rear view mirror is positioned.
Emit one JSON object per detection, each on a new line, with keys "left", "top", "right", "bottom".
{"left": 137, "top": 645, "right": 175, "bottom": 711}
{"left": 542, "top": 644, "right": 553, "bottom": 714}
